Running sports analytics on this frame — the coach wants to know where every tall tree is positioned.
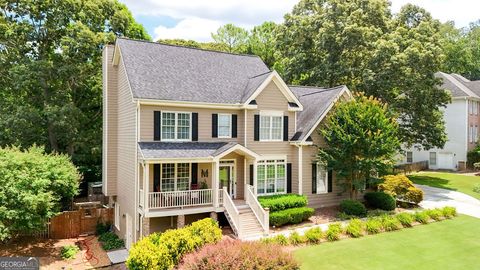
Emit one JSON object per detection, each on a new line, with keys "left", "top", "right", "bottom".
{"left": 318, "top": 94, "right": 401, "bottom": 199}
{"left": 247, "top": 21, "right": 279, "bottom": 68}
{"left": 211, "top": 23, "right": 248, "bottom": 53}
{"left": 277, "top": 0, "right": 450, "bottom": 150}
{"left": 0, "top": 0, "right": 150, "bottom": 181}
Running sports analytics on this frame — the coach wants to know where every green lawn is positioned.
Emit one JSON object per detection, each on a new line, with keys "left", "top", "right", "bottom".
{"left": 295, "top": 215, "right": 480, "bottom": 270}
{"left": 408, "top": 172, "right": 480, "bottom": 200}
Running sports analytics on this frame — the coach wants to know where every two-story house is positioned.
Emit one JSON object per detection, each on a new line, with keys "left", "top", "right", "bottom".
{"left": 102, "top": 38, "right": 351, "bottom": 248}
{"left": 403, "top": 72, "right": 480, "bottom": 170}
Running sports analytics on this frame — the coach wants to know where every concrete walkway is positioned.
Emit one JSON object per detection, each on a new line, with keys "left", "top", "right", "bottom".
{"left": 416, "top": 184, "right": 480, "bottom": 218}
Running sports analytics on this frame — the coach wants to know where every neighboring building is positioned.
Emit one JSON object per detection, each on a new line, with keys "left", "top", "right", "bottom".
{"left": 402, "top": 72, "right": 480, "bottom": 170}
{"left": 102, "top": 38, "right": 351, "bottom": 248}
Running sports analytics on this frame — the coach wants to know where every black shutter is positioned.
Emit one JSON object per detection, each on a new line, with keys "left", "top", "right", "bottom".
{"left": 232, "top": 114, "right": 237, "bottom": 138}
{"left": 328, "top": 169, "right": 333, "bottom": 193}
{"left": 287, "top": 163, "right": 292, "bottom": 193}
{"left": 283, "top": 116, "right": 289, "bottom": 141}
{"left": 249, "top": 165, "right": 254, "bottom": 185}
{"left": 191, "top": 163, "right": 198, "bottom": 185}
{"left": 154, "top": 111, "right": 161, "bottom": 141}
{"left": 212, "top": 114, "right": 218, "bottom": 138}
{"left": 254, "top": 114, "right": 260, "bottom": 141}
{"left": 154, "top": 164, "right": 160, "bottom": 192}
{"left": 192, "top": 113, "right": 198, "bottom": 141}
{"left": 312, "top": 163, "right": 317, "bottom": 194}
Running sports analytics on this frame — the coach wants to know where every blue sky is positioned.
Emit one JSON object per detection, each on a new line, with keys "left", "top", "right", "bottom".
{"left": 119, "top": 0, "right": 479, "bottom": 42}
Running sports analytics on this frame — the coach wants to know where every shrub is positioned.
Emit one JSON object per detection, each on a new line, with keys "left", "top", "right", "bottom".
{"left": 414, "top": 211, "right": 430, "bottom": 224}
{"left": 179, "top": 239, "right": 300, "bottom": 270}
{"left": 304, "top": 227, "right": 323, "bottom": 244}
{"left": 289, "top": 231, "right": 306, "bottom": 245}
{"left": 367, "top": 209, "right": 395, "bottom": 217}
{"left": 271, "top": 234, "right": 289, "bottom": 246}
{"left": 269, "top": 207, "right": 314, "bottom": 227}
{"left": 98, "top": 232, "right": 124, "bottom": 251}
{"left": 258, "top": 194, "right": 308, "bottom": 212}
{"left": 339, "top": 199, "right": 367, "bottom": 217}
{"left": 473, "top": 183, "right": 480, "bottom": 194}
{"left": 126, "top": 218, "right": 222, "bottom": 270}
{"left": 96, "top": 222, "right": 111, "bottom": 236}
{"left": 364, "top": 192, "right": 396, "bottom": 211}
{"left": 325, "top": 223, "right": 343, "bottom": 241}
{"left": 381, "top": 215, "right": 401, "bottom": 231}
{"left": 379, "top": 175, "right": 424, "bottom": 204}
{"left": 441, "top": 206, "right": 457, "bottom": 218}
{"left": 61, "top": 245, "right": 80, "bottom": 260}
{"left": 425, "top": 209, "right": 443, "bottom": 221}
{"left": 336, "top": 212, "right": 355, "bottom": 220}
{"left": 345, "top": 219, "right": 364, "bottom": 238}
{"left": 365, "top": 217, "right": 382, "bottom": 234}
{"left": 395, "top": 212, "right": 414, "bottom": 227}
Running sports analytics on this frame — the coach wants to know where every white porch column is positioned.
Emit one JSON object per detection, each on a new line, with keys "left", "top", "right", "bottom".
{"left": 298, "top": 146, "right": 303, "bottom": 195}
{"left": 144, "top": 163, "right": 149, "bottom": 213}
{"left": 213, "top": 160, "right": 220, "bottom": 207}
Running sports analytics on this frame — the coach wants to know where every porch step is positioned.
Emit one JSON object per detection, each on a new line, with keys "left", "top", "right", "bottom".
{"left": 238, "top": 208, "right": 265, "bottom": 238}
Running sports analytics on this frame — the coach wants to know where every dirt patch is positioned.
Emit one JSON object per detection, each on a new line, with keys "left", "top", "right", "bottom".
{"left": 0, "top": 236, "right": 111, "bottom": 270}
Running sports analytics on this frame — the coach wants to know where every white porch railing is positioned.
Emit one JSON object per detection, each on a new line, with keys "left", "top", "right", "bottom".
{"left": 148, "top": 189, "right": 213, "bottom": 209}
{"left": 245, "top": 184, "right": 269, "bottom": 235}
{"left": 222, "top": 187, "right": 241, "bottom": 237}
{"left": 139, "top": 189, "right": 144, "bottom": 207}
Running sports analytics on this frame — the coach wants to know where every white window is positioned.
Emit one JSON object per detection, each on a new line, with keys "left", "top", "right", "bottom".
{"left": 260, "top": 115, "right": 283, "bottom": 141}
{"left": 114, "top": 202, "right": 120, "bottom": 230}
{"left": 161, "top": 112, "right": 191, "bottom": 141}
{"left": 429, "top": 152, "right": 437, "bottom": 166}
{"left": 218, "top": 114, "right": 232, "bottom": 138}
{"left": 160, "top": 163, "right": 191, "bottom": 192}
{"left": 316, "top": 163, "right": 328, "bottom": 194}
{"left": 406, "top": 151, "right": 413, "bottom": 163}
{"left": 257, "top": 159, "right": 286, "bottom": 195}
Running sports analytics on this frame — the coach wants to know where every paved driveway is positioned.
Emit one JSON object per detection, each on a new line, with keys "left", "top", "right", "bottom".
{"left": 416, "top": 184, "right": 480, "bottom": 218}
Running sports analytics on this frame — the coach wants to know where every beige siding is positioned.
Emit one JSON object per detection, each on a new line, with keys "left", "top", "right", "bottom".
{"left": 246, "top": 81, "right": 299, "bottom": 193}
{"left": 302, "top": 127, "right": 349, "bottom": 208}
{"left": 140, "top": 105, "right": 244, "bottom": 143}
{"left": 102, "top": 45, "right": 118, "bottom": 196}
{"left": 115, "top": 55, "right": 138, "bottom": 243}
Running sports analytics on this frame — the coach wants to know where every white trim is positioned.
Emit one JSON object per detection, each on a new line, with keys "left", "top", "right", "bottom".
{"left": 259, "top": 114, "right": 284, "bottom": 142}
{"left": 315, "top": 162, "right": 329, "bottom": 194}
{"left": 244, "top": 71, "right": 304, "bottom": 110}
{"left": 256, "top": 159, "right": 287, "bottom": 195}
{"left": 301, "top": 87, "right": 352, "bottom": 143}
{"left": 219, "top": 159, "right": 236, "bottom": 198}
{"left": 298, "top": 146, "right": 303, "bottom": 195}
{"left": 244, "top": 109, "right": 247, "bottom": 147}
{"left": 259, "top": 110, "right": 284, "bottom": 117}
{"left": 138, "top": 99, "right": 247, "bottom": 109}
{"left": 160, "top": 111, "right": 192, "bottom": 142}
{"left": 217, "top": 113, "right": 232, "bottom": 138}
{"left": 214, "top": 144, "right": 261, "bottom": 160}
{"left": 144, "top": 157, "right": 214, "bottom": 163}
{"left": 102, "top": 46, "right": 109, "bottom": 196}
{"left": 114, "top": 202, "right": 120, "bottom": 230}
{"left": 134, "top": 101, "right": 139, "bottom": 242}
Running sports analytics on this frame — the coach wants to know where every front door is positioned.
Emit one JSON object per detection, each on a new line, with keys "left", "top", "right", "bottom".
{"left": 219, "top": 162, "right": 236, "bottom": 198}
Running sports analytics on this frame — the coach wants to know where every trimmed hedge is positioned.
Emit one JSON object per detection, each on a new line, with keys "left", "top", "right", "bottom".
{"left": 364, "top": 192, "right": 396, "bottom": 211}
{"left": 270, "top": 207, "right": 314, "bottom": 227}
{"left": 379, "top": 175, "right": 424, "bottom": 204}
{"left": 258, "top": 194, "right": 308, "bottom": 212}
{"left": 126, "top": 218, "right": 222, "bottom": 270}
{"left": 340, "top": 199, "right": 367, "bottom": 217}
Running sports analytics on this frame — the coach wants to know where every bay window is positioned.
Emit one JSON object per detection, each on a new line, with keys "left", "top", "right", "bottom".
{"left": 257, "top": 159, "right": 286, "bottom": 195}
{"left": 161, "top": 112, "right": 191, "bottom": 141}
{"left": 160, "top": 163, "right": 191, "bottom": 192}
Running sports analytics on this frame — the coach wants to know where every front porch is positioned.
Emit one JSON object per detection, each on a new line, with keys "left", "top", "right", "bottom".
{"left": 137, "top": 142, "right": 260, "bottom": 217}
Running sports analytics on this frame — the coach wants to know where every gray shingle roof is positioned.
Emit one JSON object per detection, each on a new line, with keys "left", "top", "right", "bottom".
{"left": 436, "top": 72, "right": 480, "bottom": 98}
{"left": 290, "top": 85, "right": 348, "bottom": 141}
{"left": 138, "top": 142, "right": 238, "bottom": 159}
{"left": 116, "top": 38, "right": 271, "bottom": 104}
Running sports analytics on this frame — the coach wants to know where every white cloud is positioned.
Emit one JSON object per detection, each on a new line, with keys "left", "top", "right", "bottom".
{"left": 153, "top": 17, "right": 223, "bottom": 42}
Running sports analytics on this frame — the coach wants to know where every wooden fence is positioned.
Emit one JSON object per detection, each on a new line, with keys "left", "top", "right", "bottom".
{"left": 49, "top": 208, "right": 113, "bottom": 239}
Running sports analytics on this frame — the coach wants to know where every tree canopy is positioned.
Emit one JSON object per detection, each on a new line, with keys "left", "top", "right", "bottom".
{"left": 0, "top": 146, "right": 80, "bottom": 241}
{"left": 0, "top": 0, "right": 150, "bottom": 181}
{"left": 276, "top": 0, "right": 451, "bottom": 150}
{"left": 318, "top": 94, "right": 401, "bottom": 199}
